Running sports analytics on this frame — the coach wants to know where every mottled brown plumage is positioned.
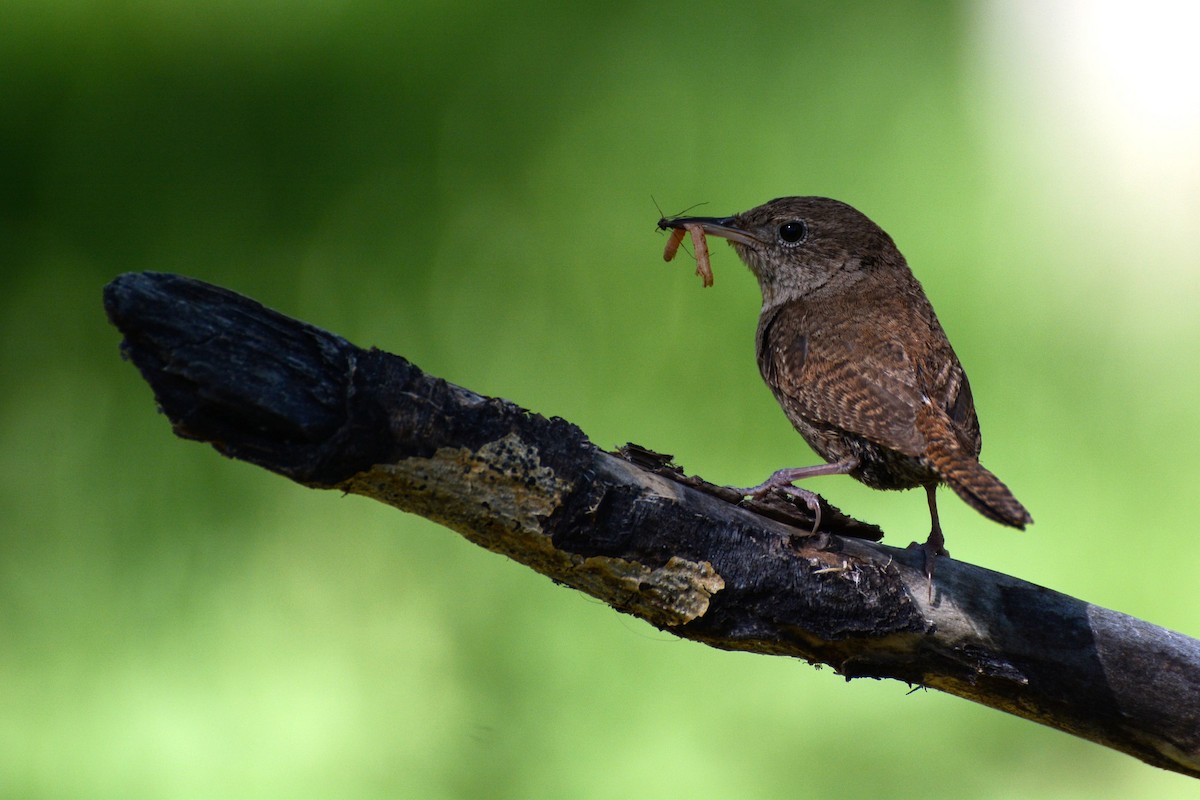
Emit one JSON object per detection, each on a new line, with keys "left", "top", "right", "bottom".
{"left": 659, "top": 197, "right": 1031, "bottom": 574}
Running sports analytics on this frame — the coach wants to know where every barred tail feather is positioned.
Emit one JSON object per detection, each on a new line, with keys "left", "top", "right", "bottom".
{"left": 943, "top": 459, "right": 1032, "bottom": 529}
{"left": 925, "top": 432, "right": 1032, "bottom": 530}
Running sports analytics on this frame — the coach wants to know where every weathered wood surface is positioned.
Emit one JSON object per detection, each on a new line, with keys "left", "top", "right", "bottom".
{"left": 104, "top": 271, "right": 1200, "bottom": 778}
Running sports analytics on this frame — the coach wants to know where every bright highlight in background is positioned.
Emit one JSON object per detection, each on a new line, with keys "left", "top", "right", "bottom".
{"left": 978, "top": 0, "right": 1200, "bottom": 210}
{"left": 975, "top": 0, "right": 1200, "bottom": 326}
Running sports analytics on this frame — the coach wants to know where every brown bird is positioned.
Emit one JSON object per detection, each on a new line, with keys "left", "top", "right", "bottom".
{"left": 659, "top": 197, "right": 1031, "bottom": 576}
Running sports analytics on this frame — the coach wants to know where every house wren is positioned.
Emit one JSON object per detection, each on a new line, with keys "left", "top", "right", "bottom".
{"left": 659, "top": 197, "right": 1031, "bottom": 575}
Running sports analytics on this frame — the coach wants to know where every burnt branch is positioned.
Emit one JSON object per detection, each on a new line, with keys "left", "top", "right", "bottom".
{"left": 104, "top": 272, "right": 1200, "bottom": 779}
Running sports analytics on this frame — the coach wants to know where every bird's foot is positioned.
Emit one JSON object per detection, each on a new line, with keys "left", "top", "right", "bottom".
{"left": 732, "top": 469, "right": 827, "bottom": 533}
{"left": 775, "top": 485, "right": 822, "bottom": 535}
{"left": 737, "top": 467, "right": 821, "bottom": 498}
{"left": 731, "top": 460, "right": 859, "bottom": 534}
{"left": 908, "top": 529, "right": 949, "bottom": 601}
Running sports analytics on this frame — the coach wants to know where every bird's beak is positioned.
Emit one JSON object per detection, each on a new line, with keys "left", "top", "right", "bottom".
{"left": 657, "top": 215, "right": 762, "bottom": 248}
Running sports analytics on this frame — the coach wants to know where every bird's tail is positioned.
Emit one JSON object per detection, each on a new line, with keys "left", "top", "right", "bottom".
{"left": 925, "top": 428, "right": 1032, "bottom": 530}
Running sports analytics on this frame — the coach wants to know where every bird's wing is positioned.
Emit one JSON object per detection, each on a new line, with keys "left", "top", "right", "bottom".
{"left": 923, "top": 347, "right": 982, "bottom": 457}
{"left": 757, "top": 299, "right": 927, "bottom": 457}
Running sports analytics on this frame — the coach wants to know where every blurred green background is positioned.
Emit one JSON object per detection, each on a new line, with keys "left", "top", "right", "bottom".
{"left": 5, "top": 1, "right": 1200, "bottom": 797}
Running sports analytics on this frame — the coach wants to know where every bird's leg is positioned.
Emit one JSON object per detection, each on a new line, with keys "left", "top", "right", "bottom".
{"left": 733, "top": 457, "right": 859, "bottom": 534}
{"left": 912, "top": 483, "right": 950, "bottom": 599}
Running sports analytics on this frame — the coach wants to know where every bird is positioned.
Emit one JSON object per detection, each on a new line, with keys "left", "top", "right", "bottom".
{"left": 658, "top": 197, "right": 1031, "bottom": 577}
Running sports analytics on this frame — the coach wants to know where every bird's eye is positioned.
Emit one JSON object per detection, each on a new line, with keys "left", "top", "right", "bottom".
{"left": 779, "top": 220, "right": 808, "bottom": 244}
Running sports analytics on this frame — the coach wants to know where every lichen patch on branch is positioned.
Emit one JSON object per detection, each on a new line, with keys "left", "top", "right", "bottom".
{"left": 573, "top": 555, "right": 725, "bottom": 626}
{"left": 340, "top": 432, "right": 570, "bottom": 536}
